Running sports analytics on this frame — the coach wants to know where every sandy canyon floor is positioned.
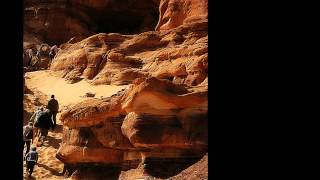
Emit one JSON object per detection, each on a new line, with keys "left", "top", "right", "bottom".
{"left": 23, "top": 70, "right": 126, "bottom": 179}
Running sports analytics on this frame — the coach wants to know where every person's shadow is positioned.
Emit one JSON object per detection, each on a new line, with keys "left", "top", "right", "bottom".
{"left": 45, "top": 124, "right": 63, "bottom": 148}
{"left": 53, "top": 124, "right": 63, "bottom": 133}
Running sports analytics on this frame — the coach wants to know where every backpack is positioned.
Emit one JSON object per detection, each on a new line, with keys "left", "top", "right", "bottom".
{"left": 26, "top": 151, "right": 38, "bottom": 162}
{"left": 35, "top": 111, "right": 53, "bottom": 129}
{"left": 23, "top": 126, "right": 33, "bottom": 140}
{"left": 34, "top": 111, "right": 46, "bottom": 128}
{"left": 26, "top": 129, "right": 33, "bottom": 139}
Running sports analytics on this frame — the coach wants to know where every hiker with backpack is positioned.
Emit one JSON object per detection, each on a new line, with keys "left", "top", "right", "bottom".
{"left": 23, "top": 122, "right": 34, "bottom": 155}
{"left": 34, "top": 108, "right": 54, "bottom": 145}
{"left": 25, "top": 146, "right": 38, "bottom": 177}
{"left": 27, "top": 49, "right": 33, "bottom": 63}
{"left": 23, "top": 50, "right": 31, "bottom": 67}
{"left": 30, "top": 106, "right": 44, "bottom": 139}
{"left": 49, "top": 45, "right": 57, "bottom": 61}
{"left": 47, "top": 95, "right": 59, "bottom": 129}
{"left": 36, "top": 44, "right": 46, "bottom": 59}
{"left": 30, "top": 106, "right": 44, "bottom": 124}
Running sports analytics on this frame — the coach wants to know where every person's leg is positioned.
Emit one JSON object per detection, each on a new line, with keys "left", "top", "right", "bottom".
{"left": 30, "top": 162, "right": 35, "bottom": 175}
{"left": 53, "top": 112, "right": 57, "bottom": 127}
{"left": 50, "top": 53, "right": 54, "bottom": 61}
{"left": 26, "top": 161, "right": 31, "bottom": 174}
{"left": 26, "top": 141, "right": 31, "bottom": 154}
{"left": 27, "top": 57, "right": 32, "bottom": 66}
{"left": 33, "top": 127, "right": 36, "bottom": 141}
{"left": 28, "top": 161, "right": 35, "bottom": 176}
{"left": 39, "top": 128, "right": 45, "bottom": 143}
{"left": 42, "top": 128, "right": 49, "bottom": 142}
{"left": 23, "top": 141, "right": 25, "bottom": 154}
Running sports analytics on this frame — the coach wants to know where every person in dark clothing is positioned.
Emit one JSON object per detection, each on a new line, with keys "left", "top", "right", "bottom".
{"left": 36, "top": 44, "right": 46, "bottom": 59}
{"left": 30, "top": 106, "right": 44, "bottom": 124}
{"left": 25, "top": 146, "right": 38, "bottom": 177}
{"left": 30, "top": 106, "right": 44, "bottom": 139}
{"left": 49, "top": 45, "right": 57, "bottom": 61}
{"left": 28, "top": 49, "right": 33, "bottom": 61}
{"left": 23, "top": 50, "right": 30, "bottom": 67}
{"left": 47, "top": 95, "right": 59, "bottom": 128}
{"left": 23, "top": 122, "right": 34, "bottom": 155}
{"left": 25, "top": 49, "right": 33, "bottom": 67}
{"left": 34, "top": 109, "right": 54, "bottom": 145}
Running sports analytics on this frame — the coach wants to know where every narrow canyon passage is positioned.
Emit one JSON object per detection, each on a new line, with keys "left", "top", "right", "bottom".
{"left": 23, "top": 70, "right": 126, "bottom": 179}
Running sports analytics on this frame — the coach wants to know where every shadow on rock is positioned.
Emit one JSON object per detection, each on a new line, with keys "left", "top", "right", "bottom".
{"left": 144, "top": 156, "right": 203, "bottom": 179}
{"left": 70, "top": 165, "right": 122, "bottom": 180}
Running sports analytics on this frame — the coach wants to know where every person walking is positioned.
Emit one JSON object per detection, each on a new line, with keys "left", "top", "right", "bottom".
{"left": 30, "top": 106, "right": 44, "bottom": 124}
{"left": 30, "top": 106, "right": 44, "bottom": 141}
{"left": 49, "top": 45, "right": 58, "bottom": 61}
{"left": 34, "top": 109, "right": 54, "bottom": 145}
{"left": 23, "top": 122, "right": 34, "bottom": 155}
{"left": 47, "top": 95, "right": 59, "bottom": 128}
{"left": 28, "top": 49, "right": 33, "bottom": 60}
{"left": 37, "top": 44, "right": 46, "bottom": 59}
{"left": 25, "top": 146, "right": 38, "bottom": 177}
{"left": 23, "top": 50, "right": 30, "bottom": 67}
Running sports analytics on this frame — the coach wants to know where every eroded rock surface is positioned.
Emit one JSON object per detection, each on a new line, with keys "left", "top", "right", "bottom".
{"left": 57, "top": 77, "right": 207, "bottom": 178}
{"left": 155, "top": 0, "right": 208, "bottom": 31}
{"left": 42, "top": 0, "right": 209, "bottom": 179}
{"left": 50, "top": 20, "right": 208, "bottom": 86}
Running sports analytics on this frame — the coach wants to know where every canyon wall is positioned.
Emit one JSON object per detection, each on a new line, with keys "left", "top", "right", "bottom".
{"left": 31, "top": 0, "right": 209, "bottom": 179}
{"left": 57, "top": 77, "right": 208, "bottom": 178}
{"left": 24, "top": 0, "right": 160, "bottom": 46}
{"left": 49, "top": 0, "right": 208, "bottom": 86}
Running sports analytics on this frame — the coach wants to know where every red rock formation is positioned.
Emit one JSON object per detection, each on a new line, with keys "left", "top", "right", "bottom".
{"left": 155, "top": 0, "right": 208, "bottom": 31}
{"left": 57, "top": 77, "right": 207, "bottom": 178}
{"left": 50, "top": 20, "right": 208, "bottom": 86}
{"left": 46, "top": 0, "right": 208, "bottom": 179}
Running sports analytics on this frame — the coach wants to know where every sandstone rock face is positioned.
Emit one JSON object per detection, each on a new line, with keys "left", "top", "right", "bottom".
{"left": 155, "top": 0, "right": 208, "bottom": 31}
{"left": 24, "top": 0, "right": 160, "bottom": 45}
{"left": 49, "top": 0, "right": 208, "bottom": 178}
{"left": 57, "top": 77, "right": 207, "bottom": 178}
{"left": 50, "top": 21, "right": 208, "bottom": 86}
{"left": 24, "top": 0, "right": 91, "bottom": 45}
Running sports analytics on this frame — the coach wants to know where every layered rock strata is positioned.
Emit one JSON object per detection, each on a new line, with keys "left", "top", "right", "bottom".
{"left": 52, "top": 0, "right": 208, "bottom": 178}
{"left": 50, "top": 20, "right": 208, "bottom": 86}
{"left": 57, "top": 77, "right": 207, "bottom": 178}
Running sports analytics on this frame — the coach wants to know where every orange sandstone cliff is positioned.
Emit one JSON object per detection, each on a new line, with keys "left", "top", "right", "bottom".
{"left": 25, "top": 0, "right": 208, "bottom": 179}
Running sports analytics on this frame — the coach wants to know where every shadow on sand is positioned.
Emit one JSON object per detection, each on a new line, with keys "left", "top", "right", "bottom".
{"left": 46, "top": 135, "right": 62, "bottom": 149}
{"left": 43, "top": 124, "right": 63, "bottom": 149}
{"left": 53, "top": 124, "right": 63, "bottom": 133}
{"left": 37, "top": 163, "right": 62, "bottom": 176}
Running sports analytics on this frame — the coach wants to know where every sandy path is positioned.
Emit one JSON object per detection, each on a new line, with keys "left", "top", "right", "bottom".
{"left": 25, "top": 70, "right": 127, "bottom": 107}
{"left": 24, "top": 70, "right": 127, "bottom": 179}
